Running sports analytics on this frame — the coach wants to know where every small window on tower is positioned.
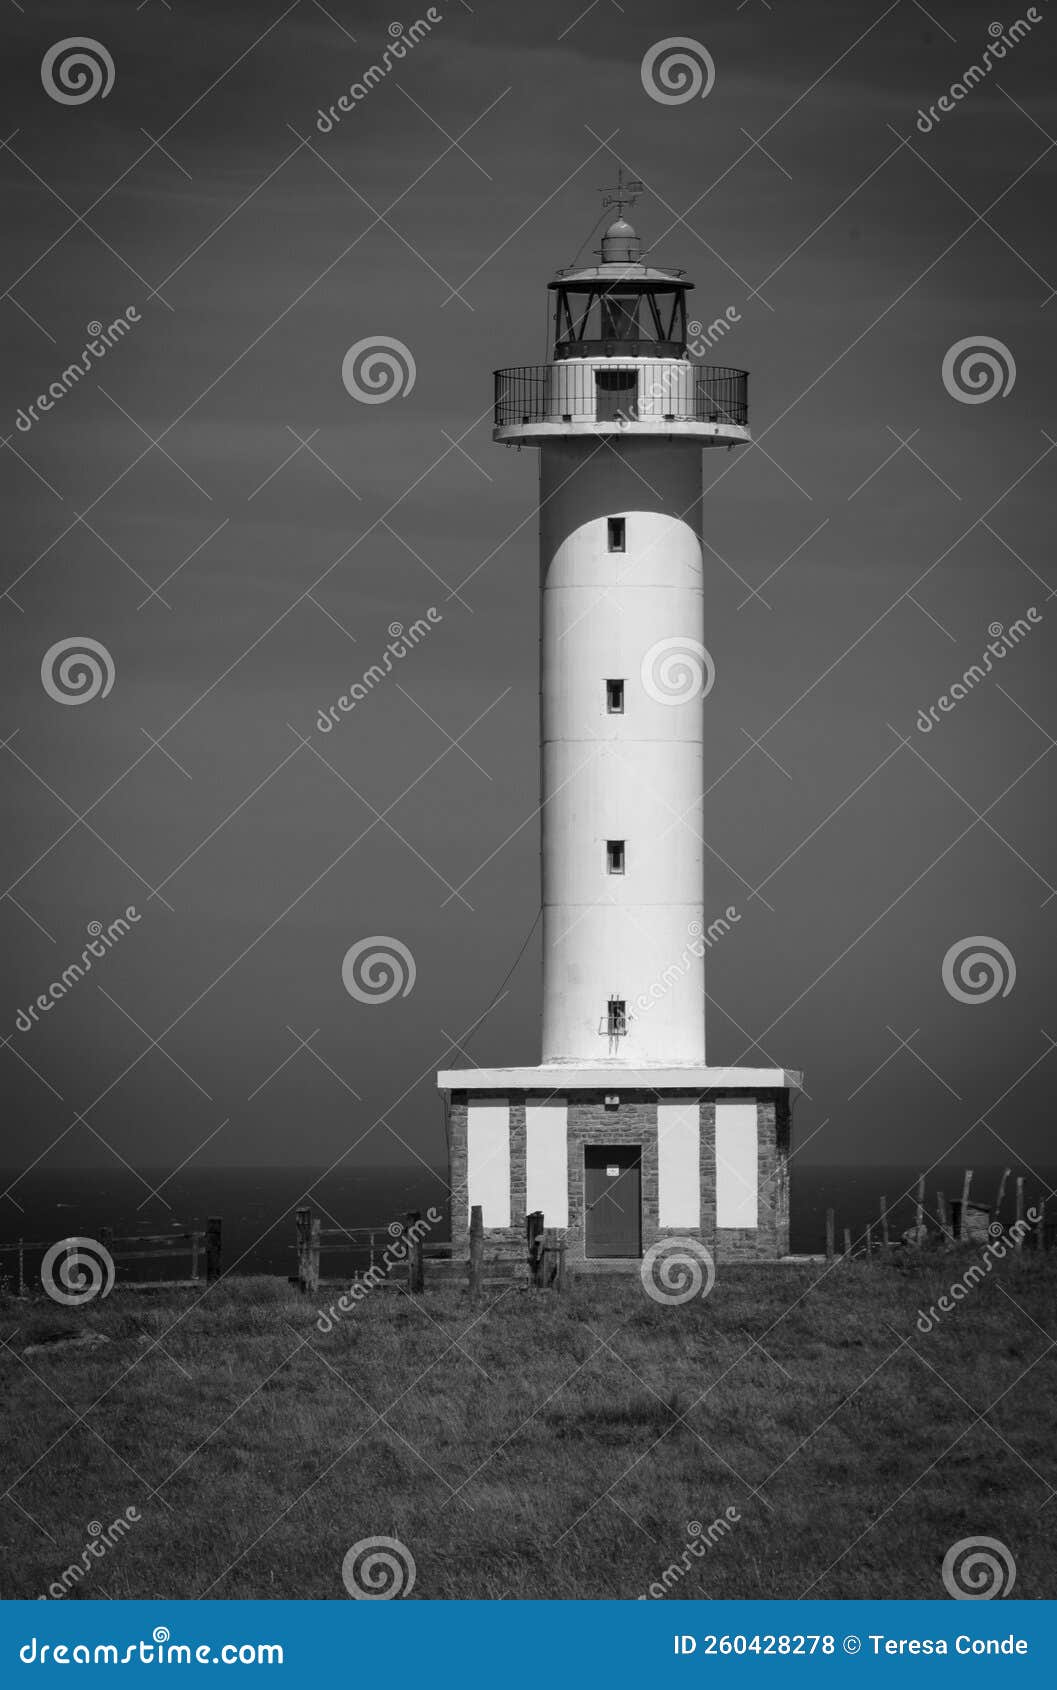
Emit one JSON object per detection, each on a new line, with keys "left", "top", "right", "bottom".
{"left": 607, "top": 998, "right": 627, "bottom": 1037}
{"left": 606, "top": 678, "right": 624, "bottom": 714}
{"left": 606, "top": 839, "right": 625, "bottom": 875}
{"left": 607, "top": 517, "right": 626, "bottom": 553}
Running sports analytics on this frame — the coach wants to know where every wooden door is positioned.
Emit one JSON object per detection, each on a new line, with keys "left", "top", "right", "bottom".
{"left": 584, "top": 1145, "right": 642, "bottom": 1258}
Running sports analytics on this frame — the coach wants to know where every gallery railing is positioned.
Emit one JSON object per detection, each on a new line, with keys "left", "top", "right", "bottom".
{"left": 494, "top": 363, "right": 749, "bottom": 429}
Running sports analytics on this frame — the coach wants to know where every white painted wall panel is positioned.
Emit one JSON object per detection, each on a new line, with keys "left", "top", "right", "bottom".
{"left": 467, "top": 1100, "right": 511, "bottom": 1227}
{"left": 657, "top": 1102, "right": 700, "bottom": 1227}
{"left": 716, "top": 1101, "right": 758, "bottom": 1228}
{"left": 525, "top": 1100, "right": 569, "bottom": 1228}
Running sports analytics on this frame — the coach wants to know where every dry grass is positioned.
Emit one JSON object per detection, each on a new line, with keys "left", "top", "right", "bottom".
{"left": 1, "top": 1251, "right": 1055, "bottom": 1600}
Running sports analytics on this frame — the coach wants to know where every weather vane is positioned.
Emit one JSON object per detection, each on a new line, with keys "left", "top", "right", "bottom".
{"left": 599, "top": 165, "right": 644, "bottom": 219}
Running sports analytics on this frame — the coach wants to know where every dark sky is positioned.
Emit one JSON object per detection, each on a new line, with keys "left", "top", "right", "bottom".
{"left": 1, "top": 0, "right": 1054, "bottom": 1196}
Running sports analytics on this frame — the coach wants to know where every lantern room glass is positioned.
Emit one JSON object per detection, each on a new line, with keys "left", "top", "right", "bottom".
{"left": 553, "top": 285, "right": 688, "bottom": 359}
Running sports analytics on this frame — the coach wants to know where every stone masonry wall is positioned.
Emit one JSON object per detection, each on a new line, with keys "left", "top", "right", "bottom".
{"left": 446, "top": 1088, "right": 792, "bottom": 1263}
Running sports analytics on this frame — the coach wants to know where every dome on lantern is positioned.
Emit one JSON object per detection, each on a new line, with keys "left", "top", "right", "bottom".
{"left": 600, "top": 217, "right": 640, "bottom": 263}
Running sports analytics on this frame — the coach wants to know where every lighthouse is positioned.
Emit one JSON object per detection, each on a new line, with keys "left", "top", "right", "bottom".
{"left": 438, "top": 187, "right": 800, "bottom": 1266}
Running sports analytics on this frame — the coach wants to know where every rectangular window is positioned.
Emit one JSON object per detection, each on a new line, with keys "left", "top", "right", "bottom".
{"left": 607, "top": 516, "right": 626, "bottom": 552}
{"left": 596, "top": 372, "right": 637, "bottom": 424}
{"left": 607, "top": 999, "right": 626, "bottom": 1037}
{"left": 606, "top": 678, "right": 624, "bottom": 714}
{"left": 606, "top": 839, "right": 625, "bottom": 874}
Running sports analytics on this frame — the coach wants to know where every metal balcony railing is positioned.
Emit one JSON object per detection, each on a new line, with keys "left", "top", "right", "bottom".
{"left": 494, "top": 363, "right": 749, "bottom": 430}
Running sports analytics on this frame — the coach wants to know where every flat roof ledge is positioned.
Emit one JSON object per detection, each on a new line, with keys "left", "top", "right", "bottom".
{"left": 437, "top": 1065, "right": 802, "bottom": 1092}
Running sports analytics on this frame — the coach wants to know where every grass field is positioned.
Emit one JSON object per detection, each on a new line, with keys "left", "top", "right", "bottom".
{"left": 1, "top": 1250, "right": 1054, "bottom": 1601}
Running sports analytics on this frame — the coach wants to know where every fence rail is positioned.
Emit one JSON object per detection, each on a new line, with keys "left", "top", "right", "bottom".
{"left": 0, "top": 1217, "right": 222, "bottom": 1296}
{"left": 292, "top": 1208, "right": 459, "bottom": 1295}
{"left": 6, "top": 1168, "right": 1050, "bottom": 1301}
{"left": 823, "top": 1167, "right": 1051, "bottom": 1262}
{"left": 292, "top": 1206, "right": 564, "bottom": 1299}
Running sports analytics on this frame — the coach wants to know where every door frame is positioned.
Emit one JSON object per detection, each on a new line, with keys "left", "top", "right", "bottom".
{"left": 583, "top": 1143, "right": 643, "bottom": 1259}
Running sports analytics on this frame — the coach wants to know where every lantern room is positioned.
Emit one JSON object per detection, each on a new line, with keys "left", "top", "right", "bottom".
{"left": 550, "top": 216, "right": 691, "bottom": 360}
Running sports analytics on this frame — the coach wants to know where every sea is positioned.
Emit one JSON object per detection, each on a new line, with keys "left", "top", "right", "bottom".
{"left": 0, "top": 1163, "right": 1052, "bottom": 1286}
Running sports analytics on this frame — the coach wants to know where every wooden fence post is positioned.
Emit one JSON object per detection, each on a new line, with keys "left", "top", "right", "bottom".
{"left": 914, "top": 1174, "right": 925, "bottom": 1237}
{"left": 958, "top": 1169, "right": 973, "bottom": 1240}
{"left": 556, "top": 1238, "right": 567, "bottom": 1292}
{"left": 190, "top": 1232, "right": 201, "bottom": 1283}
{"left": 936, "top": 1191, "right": 950, "bottom": 1243}
{"left": 825, "top": 1208, "right": 835, "bottom": 1262}
{"left": 468, "top": 1205, "right": 483, "bottom": 1298}
{"left": 17, "top": 1238, "right": 25, "bottom": 1298}
{"left": 296, "top": 1207, "right": 310, "bottom": 1292}
{"left": 994, "top": 1167, "right": 1011, "bottom": 1221}
{"left": 526, "top": 1210, "right": 544, "bottom": 1287}
{"left": 879, "top": 1195, "right": 889, "bottom": 1248}
{"left": 405, "top": 1212, "right": 424, "bottom": 1294}
{"left": 541, "top": 1227, "right": 562, "bottom": 1286}
{"left": 842, "top": 1226, "right": 852, "bottom": 1258}
{"left": 206, "top": 1217, "right": 222, "bottom": 1284}
{"left": 297, "top": 1207, "right": 320, "bottom": 1295}
{"left": 1014, "top": 1176, "right": 1025, "bottom": 1248}
{"left": 865, "top": 1220, "right": 873, "bottom": 1257}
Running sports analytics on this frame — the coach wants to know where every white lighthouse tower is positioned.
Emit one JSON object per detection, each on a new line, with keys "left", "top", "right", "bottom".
{"left": 439, "top": 186, "right": 800, "bottom": 1267}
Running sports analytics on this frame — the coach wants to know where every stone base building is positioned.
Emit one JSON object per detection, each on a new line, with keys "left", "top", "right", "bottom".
{"left": 438, "top": 1067, "right": 800, "bottom": 1267}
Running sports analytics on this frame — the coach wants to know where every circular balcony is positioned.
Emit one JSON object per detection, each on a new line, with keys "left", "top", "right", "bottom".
{"left": 494, "top": 361, "right": 749, "bottom": 446}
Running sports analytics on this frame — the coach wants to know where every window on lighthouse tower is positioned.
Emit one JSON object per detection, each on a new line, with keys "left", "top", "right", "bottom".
{"left": 606, "top": 839, "right": 625, "bottom": 875}
{"left": 607, "top": 517, "right": 626, "bottom": 552}
{"left": 606, "top": 678, "right": 624, "bottom": 714}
